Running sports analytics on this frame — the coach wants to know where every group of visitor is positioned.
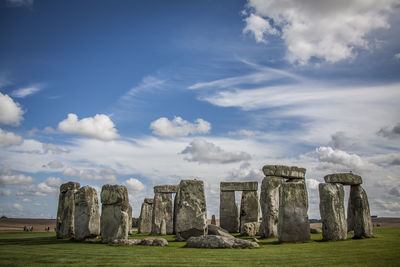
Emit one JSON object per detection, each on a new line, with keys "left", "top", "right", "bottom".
{"left": 23, "top": 225, "right": 33, "bottom": 231}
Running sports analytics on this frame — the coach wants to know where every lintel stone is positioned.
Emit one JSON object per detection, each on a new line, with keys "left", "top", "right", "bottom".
{"left": 262, "top": 165, "right": 306, "bottom": 179}
{"left": 154, "top": 185, "right": 179, "bottom": 193}
{"left": 220, "top": 182, "right": 258, "bottom": 192}
{"left": 324, "top": 173, "right": 362, "bottom": 185}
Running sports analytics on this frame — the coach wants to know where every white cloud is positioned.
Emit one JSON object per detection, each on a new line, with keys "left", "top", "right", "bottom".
{"left": 124, "top": 178, "right": 146, "bottom": 192}
{"left": 0, "top": 189, "right": 11, "bottom": 196}
{"left": 0, "top": 166, "right": 35, "bottom": 185}
{"left": 45, "top": 160, "right": 64, "bottom": 169}
{"left": 395, "top": 53, "right": 400, "bottom": 60}
{"left": 150, "top": 116, "right": 211, "bottom": 138}
{"left": 12, "top": 203, "right": 23, "bottom": 211}
{"left": 42, "top": 143, "right": 69, "bottom": 154}
{"left": 121, "top": 76, "right": 165, "bottom": 100}
{"left": 315, "top": 146, "right": 365, "bottom": 170}
{"left": 58, "top": 113, "right": 119, "bottom": 141}
{"left": 181, "top": 139, "right": 252, "bottom": 164}
{"left": 16, "top": 177, "right": 62, "bottom": 197}
{"left": 228, "top": 129, "right": 262, "bottom": 137}
{"left": 0, "top": 128, "right": 23, "bottom": 147}
{"left": 244, "top": 0, "right": 398, "bottom": 64}
{"left": 228, "top": 162, "right": 263, "bottom": 181}
{"left": 63, "top": 167, "right": 117, "bottom": 183}
{"left": 306, "top": 178, "right": 320, "bottom": 191}
{"left": 0, "top": 93, "right": 24, "bottom": 126}
{"left": 11, "top": 85, "right": 42, "bottom": 98}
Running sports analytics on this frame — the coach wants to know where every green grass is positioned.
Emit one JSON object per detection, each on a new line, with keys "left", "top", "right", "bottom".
{"left": 0, "top": 227, "right": 399, "bottom": 266}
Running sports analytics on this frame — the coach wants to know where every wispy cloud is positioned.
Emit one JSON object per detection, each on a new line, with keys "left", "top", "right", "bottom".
{"left": 11, "top": 84, "right": 43, "bottom": 98}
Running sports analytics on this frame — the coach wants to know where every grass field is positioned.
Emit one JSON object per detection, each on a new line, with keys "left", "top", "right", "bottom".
{"left": 0, "top": 227, "right": 399, "bottom": 266}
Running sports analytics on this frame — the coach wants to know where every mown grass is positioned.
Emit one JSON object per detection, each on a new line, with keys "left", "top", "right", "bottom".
{"left": 0, "top": 227, "right": 399, "bottom": 266}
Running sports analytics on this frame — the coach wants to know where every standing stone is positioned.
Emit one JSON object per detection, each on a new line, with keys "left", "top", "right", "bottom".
{"left": 74, "top": 186, "right": 100, "bottom": 241}
{"left": 348, "top": 185, "right": 373, "bottom": 238}
{"left": 219, "top": 191, "right": 239, "bottom": 232}
{"left": 319, "top": 183, "right": 347, "bottom": 241}
{"left": 347, "top": 199, "right": 354, "bottom": 232}
{"left": 128, "top": 204, "right": 133, "bottom": 235}
{"left": 56, "top": 182, "right": 80, "bottom": 239}
{"left": 240, "top": 190, "right": 260, "bottom": 234}
{"left": 100, "top": 185, "right": 130, "bottom": 243}
{"left": 174, "top": 179, "right": 207, "bottom": 241}
{"left": 151, "top": 193, "right": 173, "bottom": 235}
{"left": 278, "top": 180, "right": 310, "bottom": 242}
{"left": 160, "top": 219, "right": 167, "bottom": 235}
{"left": 138, "top": 198, "right": 153, "bottom": 233}
{"left": 260, "top": 176, "right": 284, "bottom": 238}
{"left": 211, "top": 215, "right": 216, "bottom": 225}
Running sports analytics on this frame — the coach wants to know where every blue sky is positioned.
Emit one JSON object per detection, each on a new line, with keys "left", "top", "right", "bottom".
{"left": 1, "top": 0, "right": 400, "bottom": 219}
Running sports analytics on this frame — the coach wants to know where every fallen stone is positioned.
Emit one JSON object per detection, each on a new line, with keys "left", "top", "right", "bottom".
{"left": 219, "top": 191, "right": 239, "bottom": 233}
{"left": 56, "top": 182, "right": 80, "bottom": 239}
{"left": 319, "top": 183, "right": 347, "bottom": 241}
{"left": 252, "top": 238, "right": 259, "bottom": 242}
{"left": 151, "top": 192, "right": 173, "bottom": 235}
{"left": 100, "top": 185, "right": 130, "bottom": 243}
{"left": 324, "top": 173, "right": 362, "bottom": 185}
{"left": 74, "top": 186, "right": 100, "bottom": 241}
{"left": 174, "top": 179, "right": 207, "bottom": 241}
{"left": 207, "top": 224, "right": 234, "bottom": 238}
{"left": 138, "top": 198, "right": 153, "bottom": 233}
{"left": 241, "top": 222, "right": 260, "bottom": 236}
{"left": 140, "top": 237, "right": 168, "bottom": 246}
{"left": 186, "top": 235, "right": 259, "bottom": 248}
{"left": 211, "top": 215, "right": 216, "bottom": 225}
{"left": 278, "top": 180, "right": 310, "bottom": 242}
{"left": 262, "top": 165, "right": 306, "bottom": 179}
{"left": 111, "top": 239, "right": 142, "bottom": 245}
{"left": 310, "top": 228, "right": 322, "bottom": 234}
{"left": 240, "top": 190, "right": 260, "bottom": 231}
{"left": 260, "top": 176, "right": 283, "bottom": 238}
{"left": 220, "top": 182, "right": 258, "bottom": 191}
{"left": 348, "top": 185, "right": 373, "bottom": 238}
{"left": 154, "top": 184, "right": 179, "bottom": 193}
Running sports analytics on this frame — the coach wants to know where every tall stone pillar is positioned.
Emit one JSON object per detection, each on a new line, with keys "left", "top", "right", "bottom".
{"left": 128, "top": 204, "right": 133, "bottom": 235}
{"left": 219, "top": 191, "right": 239, "bottom": 232}
{"left": 319, "top": 183, "right": 347, "bottom": 240}
{"left": 348, "top": 185, "right": 373, "bottom": 238}
{"left": 174, "top": 179, "right": 207, "bottom": 241}
{"left": 56, "top": 181, "right": 80, "bottom": 239}
{"left": 138, "top": 198, "right": 153, "bottom": 233}
{"left": 74, "top": 186, "right": 100, "bottom": 241}
{"left": 151, "top": 193, "right": 173, "bottom": 235}
{"left": 100, "top": 185, "right": 130, "bottom": 243}
{"left": 240, "top": 191, "right": 260, "bottom": 232}
{"left": 260, "top": 176, "right": 283, "bottom": 238}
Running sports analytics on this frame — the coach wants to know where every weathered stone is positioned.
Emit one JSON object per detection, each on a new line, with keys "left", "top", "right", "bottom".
{"left": 347, "top": 198, "right": 354, "bottom": 232}
{"left": 278, "top": 180, "right": 310, "bottom": 242}
{"left": 100, "top": 185, "right": 130, "bottom": 243}
{"left": 151, "top": 192, "right": 173, "bottom": 235}
{"left": 207, "top": 224, "right": 234, "bottom": 238}
{"left": 56, "top": 182, "right": 80, "bottom": 239}
{"left": 186, "top": 235, "right": 259, "bottom": 248}
{"left": 240, "top": 191, "right": 260, "bottom": 232}
{"left": 154, "top": 184, "right": 179, "bottom": 193}
{"left": 310, "top": 228, "right": 322, "bottom": 234}
{"left": 260, "top": 176, "right": 283, "bottom": 238}
{"left": 211, "top": 215, "right": 216, "bottom": 225}
{"left": 348, "top": 185, "right": 373, "bottom": 238}
{"left": 138, "top": 199, "right": 153, "bottom": 233}
{"left": 241, "top": 222, "right": 261, "bottom": 236}
{"left": 140, "top": 237, "right": 168, "bottom": 246}
{"left": 160, "top": 219, "right": 167, "bottom": 235}
{"left": 324, "top": 173, "right": 362, "bottom": 185}
{"left": 262, "top": 165, "right": 306, "bottom": 179}
{"left": 74, "top": 186, "right": 100, "bottom": 241}
{"left": 219, "top": 191, "right": 239, "bottom": 233}
{"left": 220, "top": 182, "right": 258, "bottom": 191}
{"left": 174, "top": 179, "right": 207, "bottom": 241}
{"left": 128, "top": 204, "right": 133, "bottom": 235}
{"left": 319, "top": 183, "right": 347, "bottom": 241}
{"left": 111, "top": 239, "right": 141, "bottom": 245}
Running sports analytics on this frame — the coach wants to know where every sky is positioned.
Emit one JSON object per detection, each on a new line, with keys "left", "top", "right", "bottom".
{"left": 1, "top": 0, "right": 400, "bottom": 219}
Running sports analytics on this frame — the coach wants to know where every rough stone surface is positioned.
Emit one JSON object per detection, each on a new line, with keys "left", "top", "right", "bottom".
{"left": 174, "top": 179, "right": 207, "bottom": 241}
{"left": 160, "top": 219, "right": 167, "bottom": 235}
{"left": 319, "top": 183, "right": 347, "bottom": 241}
{"left": 324, "top": 173, "right": 362, "bottom": 185}
{"left": 74, "top": 186, "right": 100, "bottom": 241}
{"left": 128, "top": 204, "right": 133, "bottom": 235}
{"left": 262, "top": 165, "right": 306, "bottom": 179}
{"left": 347, "top": 198, "right": 354, "bottom": 232}
{"left": 211, "top": 215, "right": 216, "bottom": 225}
{"left": 154, "top": 184, "right": 179, "bottom": 193}
{"left": 348, "top": 185, "right": 373, "bottom": 238}
{"left": 138, "top": 199, "right": 153, "bottom": 233}
{"left": 220, "top": 182, "right": 258, "bottom": 191}
{"left": 278, "top": 180, "right": 310, "bottom": 242}
{"left": 100, "top": 185, "right": 130, "bottom": 243}
{"left": 260, "top": 176, "right": 283, "bottom": 238}
{"left": 186, "top": 235, "right": 259, "bottom": 248}
{"left": 240, "top": 191, "right": 260, "bottom": 231}
{"left": 207, "top": 224, "right": 234, "bottom": 238}
{"left": 151, "top": 192, "right": 173, "bottom": 235}
{"left": 140, "top": 237, "right": 168, "bottom": 246}
{"left": 56, "top": 182, "right": 80, "bottom": 239}
{"left": 111, "top": 239, "right": 142, "bottom": 245}
{"left": 241, "top": 222, "right": 261, "bottom": 236}
{"left": 219, "top": 191, "right": 239, "bottom": 233}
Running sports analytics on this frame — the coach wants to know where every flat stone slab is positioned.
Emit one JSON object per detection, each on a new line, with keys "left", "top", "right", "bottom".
{"left": 154, "top": 185, "right": 179, "bottom": 193}
{"left": 111, "top": 238, "right": 168, "bottom": 246}
{"left": 144, "top": 198, "right": 154, "bottom": 204}
{"left": 324, "top": 173, "right": 362, "bottom": 185}
{"left": 186, "top": 235, "right": 259, "bottom": 248}
{"left": 262, "top": 165, "right": 306, "bottom": 179}
{"left": 220, "top": 182, "right": 258, "bottom": 191}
